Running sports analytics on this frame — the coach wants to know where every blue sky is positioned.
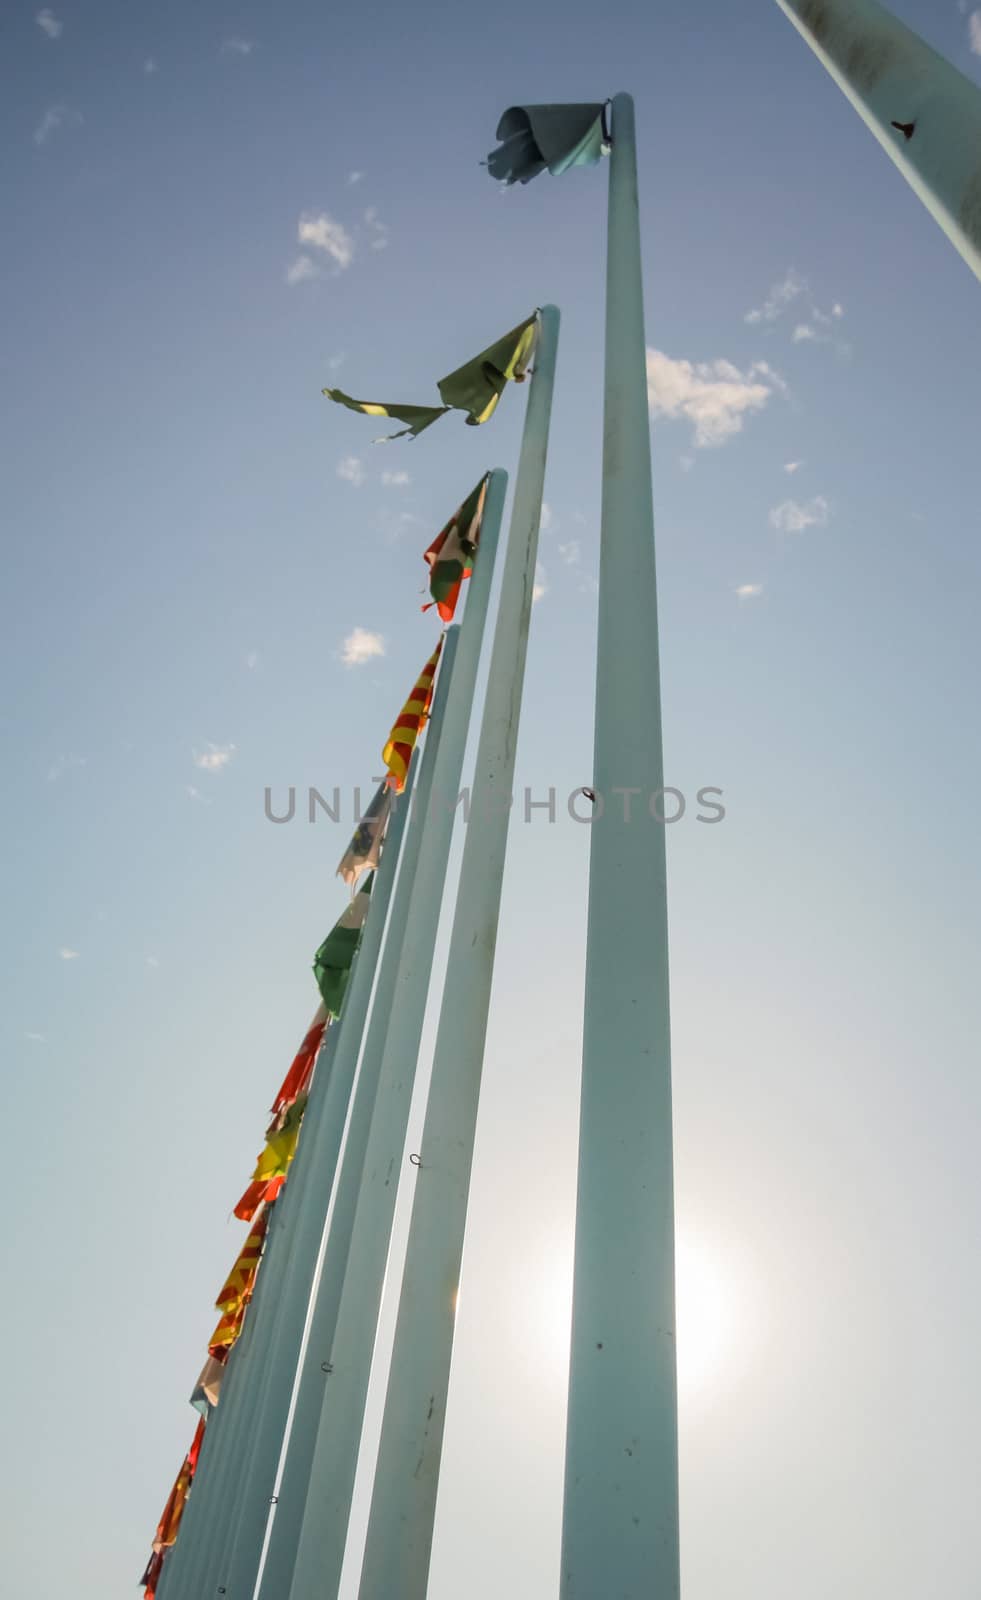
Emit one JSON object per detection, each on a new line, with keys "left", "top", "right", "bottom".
{"left": 4, "top": 2, "right": 981, "bottom": 1596}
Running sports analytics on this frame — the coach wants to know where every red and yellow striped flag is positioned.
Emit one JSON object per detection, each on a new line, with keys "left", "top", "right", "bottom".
{"left": 382, "top": 637, "right": 444, "bottom": 792}
{"left": 215, "top": 1207, "right": 268, "bottom": 1314}
{"left": 152, "top": 1418, "right": 205, "bottom": 1551}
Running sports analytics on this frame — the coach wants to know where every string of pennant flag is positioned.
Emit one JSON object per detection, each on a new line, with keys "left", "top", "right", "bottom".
{"left": 138, "top": 308, "right": 538, "bottom": 1598}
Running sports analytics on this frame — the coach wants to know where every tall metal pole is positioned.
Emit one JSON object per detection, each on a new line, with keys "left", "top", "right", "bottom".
{"left": 774, "top": 0, "right": 981, "bottom": 285}
{"left": 257, "top": 473, "right": 506, "bottom": 1600}
{"left": 205, "top": 727, "right": 429, "bottom": 1600}
{"left": 561, "top": 95, "right": 680, "bottom": 1600}
{"left": 355, "top": 306, "right": 560, "bottom": 1600}
{"left": 286, "top": 461, "right": 513, "bottom": 1600}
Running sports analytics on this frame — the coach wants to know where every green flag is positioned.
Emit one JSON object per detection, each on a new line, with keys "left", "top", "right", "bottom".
{"left": 487, "top": 103, "right": 608, "bottom": 186}
{"left": 314, "top": 878, "right": 373, "bottom": 1018}
{"left": 423, "top": 475, "right": 488, "bottom": 622}
{"left": 321, "top": 389, "right": 449, "bottom": 441}
{"left": 437, "top": 313, "right": 538, "bottom": 426}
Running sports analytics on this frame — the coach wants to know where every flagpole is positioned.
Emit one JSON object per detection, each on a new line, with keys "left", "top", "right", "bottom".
{"left": 354, "top": 304, "right": 560, "bottom": 1600}
{"left": 282, "top": 468, "right": 509, "bottom": 1600}
{"left": 257, "top": 472, "right": 507, "bottom": 1600}
{"left": 561, "top": 92, "right": 680, "bottom": 1600}
{"left": 218, "top": 537, "right": 484, "bottom": 1600}
{"left": 158, "top": 763, "right": 418, "bottom": 1600}
{"left": 774, "top": 0, "right": 981, "bottom": 285}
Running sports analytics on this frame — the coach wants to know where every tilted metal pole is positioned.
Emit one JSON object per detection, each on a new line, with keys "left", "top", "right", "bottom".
{"left": 355, "top": 306, "right": 560, "bottom": 1600}
{"left": 561, "top": 94, "right": 680, "bottom": 1600}
{"left": 774, "top": 0, "right": 981, "bottom": 284}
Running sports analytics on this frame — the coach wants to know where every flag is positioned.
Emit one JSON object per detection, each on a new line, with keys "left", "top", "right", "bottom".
{"left": 209, "top": 1297, "right": 247, "bottom": 1360}
{"left": 437, "top": 313, "right": 538, "bottom": 426}
{"left": 423, "top": 476, "right": 488, "bottom": 622}
{"left": 321, "top": 389, "right": 449, "bottom": 441}
{"left": 336, "top": 782, "right": 392, "bottom": 886}
{"left": 252, "top": 1094, "right": 308, "bottom": 1182}
{"left": 488, "top": 103, "right": 608, "bottom": 185}
{"left": 190, "top": 1353, "right": 226, "bottom": 1416}
{"left": 152, "top": 1418, "right": 204, "bottom": 1552}
{"left": 140, "top": 1551, "right": 164, "bottom": 1596}
{"left": 215, "top": 1208, "right": 268, "bottom": 1313}
{"left": 233, "top": 1173, "right": 285, "bottom": 1223}
{"left": 314, "top": 881, "right": 373, "bottom": 1017}
{"left": 271, "top": 1006, "right": 327, "bottom": 1114}
{"left": 382, "top": 638, "right": 444, "bottom": 791}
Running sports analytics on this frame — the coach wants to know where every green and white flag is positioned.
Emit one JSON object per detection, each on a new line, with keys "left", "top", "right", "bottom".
{"left": 437, "top": 313, "right": 538, "bottom": 426}
{"left": 314, "top": 877, "right": 373, "bottom": 1019}
{"left": 336, "top": 783, "right": 392, "bottom": 886}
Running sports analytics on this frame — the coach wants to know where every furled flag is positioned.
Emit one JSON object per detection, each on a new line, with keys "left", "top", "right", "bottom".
{"left": 382, "top": 637, "right": 444, "bottom": 792}
{"left": 314, "top": 878, "right": 373, "bottom": 1018}
{"left": 152, "top": 1418, "right": 205, "bottom": 1551}
{"left": 320, "top": 390, "right": 450, "bottom": 442}
{"left": 271, "top": 1005, "right": 327, "bottom": 1115}
{"left": 233, "top": 1095, "right": 307, "bottom": 1221}
{"left": 487, "top": 103, "right": 608, "bottom": 185}
{"left": 336, "top": 782, "right": 392, "bottom": 887}
{"left": 437, "top": 312, "right": 538, "bottom": 426}
{"left": 190, "top": 1353, "right": 226, "bottom": 1416}
{"left": 423, "top": 476, "right": 488, "bottom": 622}
{"left": 140, "top": 1551, "right": 164, "bottom": 1597}
{"left": 215, "top": 1207, "right": 269, "bottom": 1316}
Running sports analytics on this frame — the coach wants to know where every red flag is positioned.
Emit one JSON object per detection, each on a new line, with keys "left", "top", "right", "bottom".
{"left": 271, "top": 1007, "right": 327, "bottom": 1115}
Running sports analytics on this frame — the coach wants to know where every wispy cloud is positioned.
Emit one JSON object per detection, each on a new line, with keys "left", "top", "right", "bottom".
{"left": 969, "top": 11, "right": 981, "bottom": 53}
{"left": 36, "top": 9, "right": 62, "bottom": 39}
{"left": 193, "top": 742, "right": 235, "bottom": 771}
{"left": 221, "top": 36, "right": 255, "bottom": 56}
{"left": 532, "top": 563, "right": 547, "bottom": 604}
{"left": 186, "top": 784, "right": 212, "bottom": 805}
{"left": 286, "top": 255, "right": 318, "bottom": 286}
{"left": 144, "top": 57, "right": 157, "bottom": 75}
{"left": 735, "top": 583, "right": 763, "bottom": 598}
{"left": 327, "top": 352, "right": 345, "bottom": 372}
{"left": 246, "top": 650, "right": 259, "bottom": 670}
{"left": 792, "top": 323, "right": 818, "bottom": 343}
{"left": 337, "top": 455, "right": 365, "bottom": 488}
{"left": 363, "top": 207, "right": 389, "bottom": 251}
{"left": 784, "top": 460, "right": 804, "bottom": 474}
{"left": 47, "top": 753, "right": 87, "bottom": 782}
{"left": 341, "top": 627, "right": 385, "bottom": 667}
{"left": 647, "top": 350, "right": 780, "bottom": 448}
{"left": 769, "top": 495, "right": 830, "bottom": 534}
{"left": 25, "top": 1031, "right": 47, "bottom": 1043}
{"left": 59, "top": 947, "right": 79, "bottom": 961}
{"left": 540, "top": 501, "right": 554, "bottom": 533}
{"left": 348, "top": 170, "right": 364, "bottom": 185}
{"left": 558, "top": 540, "right": 581, "bottom": 566}
{"left": 146, "top": 956, "right": 160, "bottom": 968}
{"left": 298, "top": 212, "right": 354, "bottom": 270}
{"left": 380, "top": 468, "right": 410, "bottom": 488}
{"left": 745, "top": 268, "right": 806, "bottom": 325}
{"left": 33, "top": 105, "right": 80, "bottom": 146}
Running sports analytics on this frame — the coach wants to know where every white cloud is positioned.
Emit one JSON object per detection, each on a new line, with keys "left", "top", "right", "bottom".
{"left": 25, "top": 1031, "right": 47, "bottom": 1043}
{"left": 970, "top": 11, "right": 981, "bottom": 53}
{"left": 744, "top": 268, "right": 806, "bottom": 324}
{"left": 769, "top": 495, "right": 830, "bottom": 534}
{"left": 33, "top": 105, "right": 78, "bottom": 146}
{"left": 59, "top": 947, "right": 79, "bottom": 960}
{"left": 532, "top": 563, "right": 547, "bottom": 604}
{"left": 47, "top": 753, "right": 86, "bottom": 782}
{"left": 194, "top": 742, "right": 235, "bottom": 771}
{"left": 381, "top": 469, "right": 410, "bottom": 487}
{"left": 363, "top": 207, "right": 389, "bottom": 251}
{"left": 558, "top": 540, "right": 581, "bottom": 566}
{"left": 792, "top": 323, "right": 818, "bottom": 343}
{"left": 246, "top": 650, "right": 259, "bottom": 670}
{"left": 298, "top": 212, "right": 354, "bottom": 270}
{"left": 286, "top": 254, "right": 319, "bottom": 286}
{"left": 735, "top": 583, "right": 763, "bottom": 598}
{"left": 646, "top": 350, "right": 778, "bottom": 448}
{"left": 36, "top": 10, "right": 62, "bottom": 39}
{"left": 539, "top": 501, "right": 554, "bottom": 532}
{"left": 784, "top": 460, "right": 804, "bottom": 474}
{"left": 144, "top": 57, "right": 157, "bottom": 75}
{"left": 146, "top": 956, "right": 160, "bottom": 968}
{"left": 221, "top": 36, "right": 255, "bottom": 56}
{"left": 327, "top": 352, "right": 345, "bottom": 371}
{"left": 348, "top": 170, "right": 365, "bottom": 185}
{"left": 337, "top": 455, "right": 365, "bottom": 487}
{"left": 341, "top": 627, "right": 385, "bottom": 667}
{"left": 186, "top": 784, "right": 212, "bottom": 804}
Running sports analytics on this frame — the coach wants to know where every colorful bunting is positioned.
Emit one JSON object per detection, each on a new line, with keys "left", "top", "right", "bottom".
{"left": 314, "top": 880, "right": 373, "bottom": 1017}
{"left": 337, "top": 782, "right": 392, "bottom": 887}
{"left": 423, "top": 476, "right": 488, "bottom": 622}
{"left": 382, "top": 638, "right": 443, "bottom": 792}
{"left": 437, "top": 312, "right": 537, "bottom": 425}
